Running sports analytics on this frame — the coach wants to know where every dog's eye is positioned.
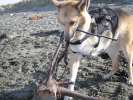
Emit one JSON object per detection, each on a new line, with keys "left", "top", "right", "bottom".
{"left": 70, "top": 21, "right": 75, "bottom": 26}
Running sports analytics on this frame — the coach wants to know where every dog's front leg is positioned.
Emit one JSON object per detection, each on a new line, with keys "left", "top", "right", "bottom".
{"left": 64, "top": 53, "right": 81, "bottom": 100}
{"left": 91, "top": 30, "right": 113, "bottom": 57}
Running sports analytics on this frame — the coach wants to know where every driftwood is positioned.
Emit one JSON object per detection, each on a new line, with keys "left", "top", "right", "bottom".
{"left": 32, "top": 31, "right": 106, "bottom": 100}
{"left": 33, "top": 77, "right": 104, "bottom": 100}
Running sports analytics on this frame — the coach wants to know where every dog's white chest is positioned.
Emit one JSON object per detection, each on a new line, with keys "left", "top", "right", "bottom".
{"left": 70, "top": 36, "right": 99, "bottom": 56}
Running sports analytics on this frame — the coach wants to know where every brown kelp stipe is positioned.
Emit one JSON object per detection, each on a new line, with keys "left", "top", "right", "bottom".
{"left": 32, "top": 31, "right": 105, "bottom": 100}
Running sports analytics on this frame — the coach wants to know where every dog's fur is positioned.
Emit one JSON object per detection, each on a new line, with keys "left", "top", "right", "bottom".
{"left": 52, "top": 0, "right": 133, "bottom": 99}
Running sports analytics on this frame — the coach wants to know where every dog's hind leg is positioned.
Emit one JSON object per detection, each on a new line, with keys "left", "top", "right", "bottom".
{"left": 128, "top": 52, "right": 133, "bottom": 85}
{"left": 104, "top": 52, "right": 120, "bottom": 79}
{"left": 103, "top": 43, "right": 120, "bottom": 79}
{"left": 125, "top": 44, "right": 133, "bottom": 85}
{"left": 64, "top": 53, "right": 81, "bottom": 100}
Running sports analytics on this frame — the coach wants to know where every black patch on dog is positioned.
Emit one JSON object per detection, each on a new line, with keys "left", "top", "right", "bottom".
{"left": 89, "top": 7, "right": 118, "bottom": 37}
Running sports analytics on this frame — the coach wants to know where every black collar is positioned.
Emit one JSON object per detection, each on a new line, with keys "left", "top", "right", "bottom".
{"left": 70, "top": 28, "right": 101, "bottom": 46}
{"left": 69, "top": 34, "right": 90, "bottom": 45}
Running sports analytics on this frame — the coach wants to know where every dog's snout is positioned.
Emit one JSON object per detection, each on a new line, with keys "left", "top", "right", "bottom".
{"left": 64, "top": 32, "right": 70, "bottom": 42}
{"left": 64, "top": 28, "right": 76, "bottom": 42}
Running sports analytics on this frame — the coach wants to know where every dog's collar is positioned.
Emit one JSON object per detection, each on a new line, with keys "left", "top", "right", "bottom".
{"left": 70, "top": 35, "right": 100, "bottom": 48}
{"left": 70, "top": 34, "right": 90, "bottom": 45}
{"left": 69, "top": 30, "right": 101, "bottom": 46}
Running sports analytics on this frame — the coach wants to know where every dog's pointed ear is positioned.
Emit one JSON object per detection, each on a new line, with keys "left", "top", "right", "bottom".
{"left": 78, "top": 0, "right": 90, "bottom": 11}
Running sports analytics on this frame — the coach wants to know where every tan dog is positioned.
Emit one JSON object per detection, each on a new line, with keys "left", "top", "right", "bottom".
{"left": 52, "top": 0, "right": 133, "bottom": 99}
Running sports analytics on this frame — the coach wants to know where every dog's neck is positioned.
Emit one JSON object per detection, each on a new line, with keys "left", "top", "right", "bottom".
{"left": 81, "top": 9, "right": 91, "bottom": 29}
{"left": 71, "top": 9, "right": 91, "bottom": 41}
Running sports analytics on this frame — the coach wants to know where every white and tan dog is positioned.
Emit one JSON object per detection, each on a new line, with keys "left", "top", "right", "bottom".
{"left": 52, "top": 0, "right": 133, "bottom": 99}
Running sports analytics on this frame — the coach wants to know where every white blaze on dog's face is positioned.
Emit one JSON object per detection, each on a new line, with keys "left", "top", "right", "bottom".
{"left": 58, "top": 5, "right": 79, "bottom": 39}
{"left": 52, "top": 0, "right": 91, "bottom": 41}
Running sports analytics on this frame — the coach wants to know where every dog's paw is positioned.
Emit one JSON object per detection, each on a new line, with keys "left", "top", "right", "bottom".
{"left": 103, "top": 74, "right": 112, "bottom": 80}
{"left": 128, "top": 79, "right": 133, "bottom": 85}
{"left": 64, "top": 96, "right": 73, "bottom": 100}
{"left": 97, "top": 73, "right": 111, "bottom": 80}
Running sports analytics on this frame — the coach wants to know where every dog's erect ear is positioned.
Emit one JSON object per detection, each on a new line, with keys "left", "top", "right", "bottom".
{"left": 52, "top": 0, "right": 80, "bottom": 7}
{"left": 78, "top": 0, "right": 90, "bottom": 11}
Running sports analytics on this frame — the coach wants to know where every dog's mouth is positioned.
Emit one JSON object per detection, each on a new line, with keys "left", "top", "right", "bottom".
{"left": 65, "top": 30, "right": 78, "bottom": 44}
{"left": 63, "top": 27, "right": 78, "bottom": 43}
{"left": 64, "top": 32, "right": 70, "bottom": 43}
